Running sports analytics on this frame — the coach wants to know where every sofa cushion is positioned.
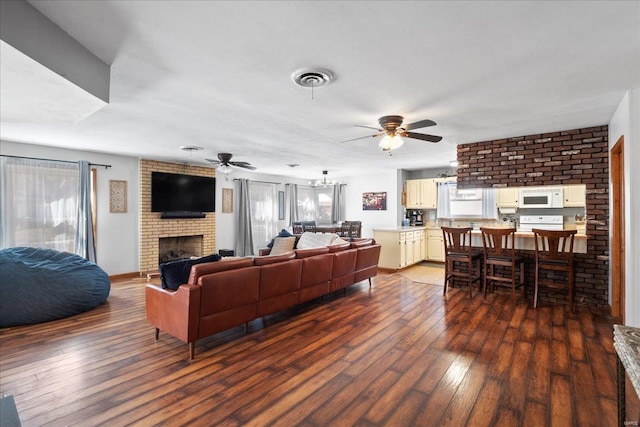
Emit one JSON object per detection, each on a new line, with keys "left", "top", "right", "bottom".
{"left": 328, "top": 241, "right": 352, "bottom": 252}
{"left": 253, "top": 251, "right": 296, "bottom": 266}
{"left": 350, "top": 238, "right": 374, "bottom": 248}
{"left": 295, "top": 247, "right": 330, "bottom": 259}
{"left": 189, "top": 257, "right": 253, "bottom": 285}
{"left": 266, "top": 229, "right": 296, "bottom": 248}
{"left": 269, "top": 236, "right": 297, "bottom": 256}
{"left": 159, "top": 254, "right": 221, "bottom": 290}
{"left": 296, "top": 232, "right": 336, "bottom": 249}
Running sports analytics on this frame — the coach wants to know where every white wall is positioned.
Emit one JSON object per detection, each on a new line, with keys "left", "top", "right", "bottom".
{"left": 0, "top": 140, "right": 139, "bottom": 275}
{"left": 343, "top": 169, "right": 400, "bottom": 238}
{"left": 609, "top": 88, "right": 640, "bottom": 327}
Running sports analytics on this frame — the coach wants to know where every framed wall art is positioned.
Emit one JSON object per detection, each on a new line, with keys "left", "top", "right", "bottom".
{"left": 222, "top": 188, "right": 233, "bottom": 213}
{"left": 109, "top": 180, "right": 127, "bottom": 213}
{"left": 362, "top": 192, "right": 387, "bottom": 211}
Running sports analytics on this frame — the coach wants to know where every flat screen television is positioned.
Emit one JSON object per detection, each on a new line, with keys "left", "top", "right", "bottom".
{"left": 151, "top": 171, "right": 215, "bottom": 215}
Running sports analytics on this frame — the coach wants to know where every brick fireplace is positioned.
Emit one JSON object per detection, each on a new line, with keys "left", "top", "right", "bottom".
{"left": 139, "top": 159, "right": 216, "bottom": 273}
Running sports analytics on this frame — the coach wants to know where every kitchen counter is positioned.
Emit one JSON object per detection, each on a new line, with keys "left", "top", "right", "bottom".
{"left": 392, "top": 225, "right": 587, "bottom": 253}
{"left": 372, "top": 226, "right": 426, "bottom": 232}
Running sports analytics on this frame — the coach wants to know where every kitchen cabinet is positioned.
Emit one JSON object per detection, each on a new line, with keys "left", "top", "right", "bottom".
{"left": 563, "top": 184, "right": 586, "bottom": 207}
{"left": 405, "top": 179, "right": 437, "bottom": 209}
{"left": 373, "top": 228, "right": 425, "bottom": 269}
{"left": 496, "top": 187, "right": 519, "bottom": 208}
{"left": 426, "top": 228, "right": 445, "bottom": 262}
{"left": 418, "top": 229, "right": 426, "bottom": 261}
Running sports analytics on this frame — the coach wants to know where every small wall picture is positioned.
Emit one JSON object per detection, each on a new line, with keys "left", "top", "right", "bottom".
{"left": 109, "top": 180, "right": 127, "bottom": 213}
{"left": 362, "top": 192, "right": 387, "bottom": 210}
{"left": 222, "top": 188, "right": 233, "bottom": 213}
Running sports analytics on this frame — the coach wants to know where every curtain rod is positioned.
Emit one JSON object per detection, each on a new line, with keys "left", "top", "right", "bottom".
{"left": 233, "top": 178, "right": 281, "bottom": 185}
{"left": 0, "top": 154, "right": 111, "bottom": 169}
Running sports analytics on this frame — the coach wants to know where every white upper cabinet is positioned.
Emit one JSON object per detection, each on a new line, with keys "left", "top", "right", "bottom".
{"left": 564, "top": 184, "right": 586, "bottom": 207}
{"left": 496, "top": 187, "right": 519, "bottom": 208}
{"left": 406, "top": 179, "right": 437, "bottom": 209}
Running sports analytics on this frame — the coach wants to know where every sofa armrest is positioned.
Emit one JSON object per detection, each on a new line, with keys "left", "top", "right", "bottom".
{"left": 145, "top": 283, "right": 201, "bottom": 345}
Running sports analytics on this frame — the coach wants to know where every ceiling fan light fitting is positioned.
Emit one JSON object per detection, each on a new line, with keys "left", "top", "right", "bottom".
{"left": 379, "top": 135, "right": 404, "bottom": 151}
{"left": 217, "top": 164, "right": 232, "bottom": 174}
{"left": 449, "top": 160, "right": 459, "bottom": 167}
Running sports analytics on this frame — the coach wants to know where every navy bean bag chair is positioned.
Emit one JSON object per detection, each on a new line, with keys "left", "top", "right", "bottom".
{"left": 0, "top": 247, "right": 110, "bottom": 327}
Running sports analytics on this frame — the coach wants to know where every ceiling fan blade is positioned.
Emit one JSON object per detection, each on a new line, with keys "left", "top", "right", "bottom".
{"left": 205, "top": 159, "right": 222, "bottom": 165}
{"left": 404, "top": 119, "right": 437, "bottom": 130}
{"left": 403, "top": 131, "right": 442, "bottom": 143}
{"left": 354, "top": 125, "right": 382, "bottom": 131}
{"left": 340, "top": 133, "right": 383, "bottom": 143}
{"left": 229, "top": 162, "right": 251, "bottom": 168}
{"left": 233, "top": 163, "right": 257, "bottom": 170}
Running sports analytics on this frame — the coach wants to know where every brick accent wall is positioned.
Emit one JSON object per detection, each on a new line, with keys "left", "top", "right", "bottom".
{"left": 456, "top": 125, "right": 609, "bottom": 308}
{"left": 139, "top": 159, "right": 216, "bottom": 273}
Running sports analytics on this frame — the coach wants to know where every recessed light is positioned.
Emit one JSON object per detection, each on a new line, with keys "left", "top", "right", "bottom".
{"left": 449, "top": 160, "right": 459, "bottom": 167}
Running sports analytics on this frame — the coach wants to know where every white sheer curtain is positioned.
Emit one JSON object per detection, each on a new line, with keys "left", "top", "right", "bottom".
{"left": 249, "top": 181, "right": 279, "bottom": 254}
{"left": 1, "top": 156, "right": 79, "bottom": 252}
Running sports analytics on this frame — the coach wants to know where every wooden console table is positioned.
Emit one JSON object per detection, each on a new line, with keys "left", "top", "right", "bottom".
{"left": 614, "top": 324, "right": 640, "bottom": 426}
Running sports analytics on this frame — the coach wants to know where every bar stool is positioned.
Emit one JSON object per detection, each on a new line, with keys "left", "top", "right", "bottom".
{"left": 480, "top": 227, "right": 525, "bottom": 301}
{"left": 532, "top": 228, "right": 577, "bottom": 312}
{"left": 442, "top": 227, "right": 483, "bottom": 297}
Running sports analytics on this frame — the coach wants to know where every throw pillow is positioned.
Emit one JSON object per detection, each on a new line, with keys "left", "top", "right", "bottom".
{"left": 296, "top": 232, "right": 335, "bottom": 249}
{"left": 267, "top": 229, "right": 295, "bottom": 248}
{"left": 330, "top": 235, "right": 349, "bottom": 245}
{"left": 159, "top": 254, "right": 221, "bottom": 290}
{"left": 269, "top": 236, "right": 296, "bottom": 256}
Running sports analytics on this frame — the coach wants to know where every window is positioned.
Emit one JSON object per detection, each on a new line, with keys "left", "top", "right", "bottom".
{"left": 249, "top": 182, "right": 279, "bottom": 253}
{"left": 297, "top": 185, "right": 338, "bottom": 225}
{"left": 0, "top": 157, "right": 98, "bottom": 253}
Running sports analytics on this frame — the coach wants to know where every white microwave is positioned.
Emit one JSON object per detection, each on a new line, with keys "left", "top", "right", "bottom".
{"left": 519, "top": 187, "right": 564, "bottom": 208}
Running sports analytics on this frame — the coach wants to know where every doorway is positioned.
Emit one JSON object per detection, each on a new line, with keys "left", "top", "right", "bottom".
{"left": 611, "top": 136, "right": 625, "bottom": 321}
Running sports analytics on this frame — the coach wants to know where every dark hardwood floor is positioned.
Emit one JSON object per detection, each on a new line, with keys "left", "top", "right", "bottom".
{"left": 0, "top": 267, "right": 636, "bottom": 426}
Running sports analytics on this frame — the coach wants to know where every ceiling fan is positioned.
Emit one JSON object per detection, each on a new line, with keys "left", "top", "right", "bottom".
{"left": 342, "top": 115, "right": 442, "bottom": 153}
{"left": 206, "top": 153, "right": 256, "bottom": 173}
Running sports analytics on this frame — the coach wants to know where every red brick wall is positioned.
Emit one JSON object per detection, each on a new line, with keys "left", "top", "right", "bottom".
{"left": 457, "top": 125, "right": 609, "bottom": 308}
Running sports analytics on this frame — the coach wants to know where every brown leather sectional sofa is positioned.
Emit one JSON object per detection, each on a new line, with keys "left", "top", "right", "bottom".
{"left": 145, "top": 239, "right": 381, "bottom": 359}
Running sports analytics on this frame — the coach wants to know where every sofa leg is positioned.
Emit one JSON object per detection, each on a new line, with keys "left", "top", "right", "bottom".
{"left": 155, "top": 327, "right": 159, "bottom": 340}
{"left": 244, "top": 322, "right": 248, "bottom": 334}
{"left": 189, "top": 342, "right": 195, "bottom": 360}
{"left": 368, "top": 278, "right": 372, "bottom": 287}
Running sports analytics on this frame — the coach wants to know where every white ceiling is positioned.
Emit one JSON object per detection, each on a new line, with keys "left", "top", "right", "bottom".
{"left": 1, "top": 1, "right": 639, "bottom": 180}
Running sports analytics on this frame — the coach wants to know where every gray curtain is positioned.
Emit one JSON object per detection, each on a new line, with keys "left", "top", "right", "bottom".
{"left": 285, "top": 183, "right": 298, "bottom": 227}
{"left": 75, "top": 161, "right": 96, "bottom": 262}
{"left": 235, "top": 179, "right": 254, "bottom": 256}
{"left": 331, "top": 184, "right": 346, "bottom": 223}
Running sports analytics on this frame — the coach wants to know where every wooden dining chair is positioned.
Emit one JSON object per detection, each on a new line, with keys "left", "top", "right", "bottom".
{"left": 531, "top": 228, "right": 577, "bottom": 312}
{"left": 348, "top": 221, "right": 362, "bottom": 238}
{"left": 480, "top": 227, "right": 525, "bottom": 301}
{"left": 442, "top": 227, "right": 483, "bottom": 297}
{"left": 292, "top": 222, "right": 304, "bottom": 234}
{"left": 339, "top": 221, "right": 352, "bottom": 237}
